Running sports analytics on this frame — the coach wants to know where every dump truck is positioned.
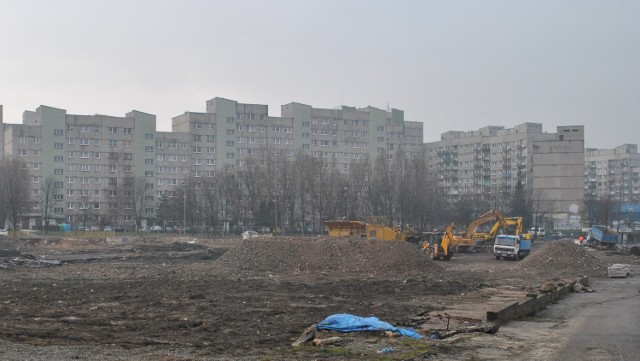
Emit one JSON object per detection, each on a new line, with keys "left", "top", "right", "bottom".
{"left": 589, "top": 225, "right": 618, "bottom": 248}
{"left": 421, "top": 223, "right": 456, "bottom": 261}
{"left": 493, "top": 234, "right": 531, "bottom": 260}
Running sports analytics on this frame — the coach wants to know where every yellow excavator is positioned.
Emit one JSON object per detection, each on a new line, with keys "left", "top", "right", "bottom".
{"left": 422, "top": 222, "right": 456, "bottom": 260}
{"left": 486, "top": 216, "right": 526, "bottom": 240}
{"left": 455, "top": 209, "right": 509, "bottom": 252}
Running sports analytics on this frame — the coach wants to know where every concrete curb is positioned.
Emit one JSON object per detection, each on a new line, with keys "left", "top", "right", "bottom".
{"left": 486, "top": 276, "right": 588, "bottom": 324}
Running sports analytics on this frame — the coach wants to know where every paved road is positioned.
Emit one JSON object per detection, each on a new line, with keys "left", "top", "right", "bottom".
{"left": 551, "top": 270, "right": 640, "bottom": 361}
{"left": 498, "top": 265, "right": 640, "bottom": 361}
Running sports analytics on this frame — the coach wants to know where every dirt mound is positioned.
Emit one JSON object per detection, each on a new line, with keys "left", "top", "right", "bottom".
{"left": 215, "top": 236, "right": 440, "bottom": 278}
{"left": 517, "top": 240, "right": 608, "bottom": 277}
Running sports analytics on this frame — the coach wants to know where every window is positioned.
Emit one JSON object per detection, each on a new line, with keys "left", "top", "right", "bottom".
{"left": 67, "top": 138, "right": 75, "bottom": 145}
{"left": 145, "top": 146, "right": 153, "bottom": 152}
{"left": 109, "top": 140, "right": 117, "bottom": 147}
{"left": 274, "top": 138, "right": 281, "bottom": 144}
{"left": 33, "top": 176, "right": 39, "bottom": 184}
{"left": 54, "top": 169, "right": 63, "bottom": 175}
{"left": 226, "top": 152, "right": 235, "bottom": 158}
{"left": 192, "top": 135, "right": 201, "bottom": 142}
{"left": 94, "top": 152, "right": 101, "bottom": 159}
{"left": 109, "top": 165, "right": 117, "bottom": 172}
{"left": 67, "top": 202, "right": 74, "bottom": 209}
{"left": 54, "top": 129, "right": 63, "bottom": 136}
{"left": 54, "top": 155, "right": 63, "bottom": 162}
{"left": 124, "top": 128, "right": 132, "bottom": 134}
{"left": 226, "top": 141, "right": 234, "bottom": 146}
{"left": 123, "top": 140, "right": 133, "bottom": 147}
{"left": 109, "top": 127, "right": 118, "bottom": 134}
{"left": 123, "top": 153, "right": 133, "bottom": 160}
{"left": 80, "top": 126, "right": 89, "bottom": 132}
{"left": 145, "top": 133, "right": 153, "bottom": 139}
{"left": 273, "top": 126, "right": 280, "bottom": 132}
{"left": 145, "top": 171, "right": 153, "bottom": 177}
{"left": 80, "top": 164, "right": 90, "bottom": 171}
{"left": 67, "top": 189, "right": 74, "bottom": 196}
{"left": 81, "top": 151, "right": 90, "bottom": 158}
{"left": 207, "top": 135, "right": 215, "bottom": 142}
{"left": 145, "top": 159, "right": 153, "bottom": 165}
{"left": 226, "top": 129, "right": 234, "bottom": 135}
{"left": 18, "top": 149, "right": 27, "bottom": 156}
{"left": 194, "top": 146, "right": 202, "bottom": 153}
{"left": 194, "top": 122, "right": 202, "bottom": 129}
{"left": 67, "top": 176, "right": 75, "bottom": 183}
{"left": 80, "top": 138, "right": 89, "bottom": 145}
{"left": 55, "top": 142, "right": 63, "bottom": 149}
{"left": 19, "top": 136, "right": 27, "bottom": 143}
{"left": 94, "top": 139, "right": 101, "bottom": 145}
{"left": 227, "top": 117, "right": 235, "bottom": 123}
{"left": 68, "top": 151, "right": 75, "bottom": 158}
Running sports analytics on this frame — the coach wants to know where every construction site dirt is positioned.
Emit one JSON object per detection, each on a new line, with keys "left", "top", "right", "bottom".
{"left": 0, "top": 235, "right": 638, "bottom": 360}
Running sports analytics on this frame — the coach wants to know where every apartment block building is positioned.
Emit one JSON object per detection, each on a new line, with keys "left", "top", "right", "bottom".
{"left": 585, "top": 144, "right": 640, "bottom": 203}
{"left": 1, "top": 97, "right": 422, "bottom": 228}
{"left": 423, "top": 123, "right": 585, "bottom": 228}
{"left": 2, "top": 105, "right": 156, "bottom": 229}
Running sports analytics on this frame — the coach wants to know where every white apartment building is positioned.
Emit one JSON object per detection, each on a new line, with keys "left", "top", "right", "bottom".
{"left": 585, "top": 144, "right": 640, "bottom": 203}
{"left": 423, "top": 123, "right": 585, "bottom": 228}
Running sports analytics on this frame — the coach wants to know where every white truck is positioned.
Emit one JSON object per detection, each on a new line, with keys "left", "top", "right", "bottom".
{"left": 493, "top": 234, "right": 531, "bottom": 260}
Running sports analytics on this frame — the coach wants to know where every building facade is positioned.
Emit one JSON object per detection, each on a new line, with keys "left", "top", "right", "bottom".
{"left": 585, "top": 144, "right": 640, "bottom": 204}
{"left": 423, "top": 123, "right": 585, "bottom": 228}
{"left": 1, "top": 98, "right": 423, "bottom": 229}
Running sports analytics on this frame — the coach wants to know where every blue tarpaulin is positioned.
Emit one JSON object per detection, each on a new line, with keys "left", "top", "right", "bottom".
{"left": 316, "top": 314, "right": 423, "bottom": 339}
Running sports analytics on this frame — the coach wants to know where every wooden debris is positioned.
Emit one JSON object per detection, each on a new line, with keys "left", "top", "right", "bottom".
{"left": 291, "top": 324, "right": 317, "bottom": 346}
{"left": 312, "top": 336, "right": 342, "bottom": 346}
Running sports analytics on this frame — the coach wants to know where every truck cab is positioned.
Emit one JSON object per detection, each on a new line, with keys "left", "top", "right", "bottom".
{"left": 493, "top": 234, "right": 531, "bottom": 260}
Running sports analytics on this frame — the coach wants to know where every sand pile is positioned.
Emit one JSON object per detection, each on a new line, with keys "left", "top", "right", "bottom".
{"left": 214, "top": 237, "right": 440, "bottom": 278}
{"left": 517, "top": 240, "right": 608, "bottom": 277}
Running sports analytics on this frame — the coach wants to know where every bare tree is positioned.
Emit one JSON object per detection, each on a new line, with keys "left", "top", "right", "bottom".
{"left": 1, "top": 157, "right": 30, "bottom": 230}
{"left": 40, "top": 176, "right": 61, "bottom": 233}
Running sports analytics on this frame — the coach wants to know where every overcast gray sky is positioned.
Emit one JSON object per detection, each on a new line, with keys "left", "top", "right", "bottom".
{"left": 1, "top": 0, "right": 638, "bottom": 148}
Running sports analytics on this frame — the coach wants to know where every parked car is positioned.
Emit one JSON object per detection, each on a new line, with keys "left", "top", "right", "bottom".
{"left": 242, "top": 230, "right": 259, "bottom": 240}
{"left": 150, "top": 225, "right": 163, "bottom": 232}
{"left": 0, "top": 229, "right": 8, "bottom": 236}
{"left": 76, "top": 225, "right": 86, "bottom": 231}
{"left": 89, "top": 226, "right": 101, "bottom": 231}
{"left": 113, "top": 226, "right": 125, "bottom": 232}
{"left": 104, "top": 226, "right": 113, "bottom": 232}
{"left": 257, "top": 227, "right": 270, "bottom": 234}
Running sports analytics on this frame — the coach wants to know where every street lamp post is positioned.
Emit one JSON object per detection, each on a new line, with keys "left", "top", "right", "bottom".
{"left": 182, "top": 180, "right": 186, "bottom": 235}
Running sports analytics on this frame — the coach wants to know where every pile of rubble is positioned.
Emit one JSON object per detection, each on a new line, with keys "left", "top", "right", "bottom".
{"left": 214, "top": 237, "right": 441, "bottom": 278}
{"left": 517, "top": 240, "right": 608, "bottom": 277}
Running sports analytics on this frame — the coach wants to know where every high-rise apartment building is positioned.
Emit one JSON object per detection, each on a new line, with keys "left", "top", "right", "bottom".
{"left": 423, "top": 123, "right": 585, "bottom": 228}
{"left": 1, "top": 97, "right": 422, "bottom": 229}
{"left": 2, "top": 105, "right": 156, "bottom": 229}
{"left": 585, "top": 144, "right": 640, "bottom": 203}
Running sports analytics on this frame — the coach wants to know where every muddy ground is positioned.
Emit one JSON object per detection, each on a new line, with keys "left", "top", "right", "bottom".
{"left": 0, "top": 235, "right": 637, "bottom": 360}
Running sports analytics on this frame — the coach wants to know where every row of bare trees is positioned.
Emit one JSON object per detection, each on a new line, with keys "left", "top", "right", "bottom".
{"left": 151, "top": 148, "right": 553, "bottom": 233}
{"left": 1, "top": 151, "right": 561, "bottom": 233}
